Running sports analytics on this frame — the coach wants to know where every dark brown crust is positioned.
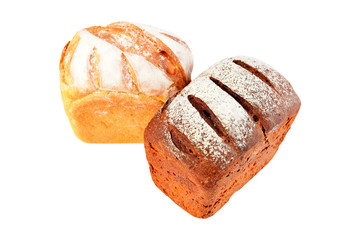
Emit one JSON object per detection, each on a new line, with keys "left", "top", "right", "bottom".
{"left": 209, "top": 77, "right": 268, "bottom": 139}
{"left": 145, "top": 108, "right": 299, "bottom": 218}
{"left": 144, "top": 57, "right": 301, "bottom": 218}
{"left": 187, "top": 95, "right": 234, "bottom": 146}
{"left": 233, "top": 60, "right": 279, "bottom": 94}
{"left": 169, "top": 124, "right": 203, "bottom": 162}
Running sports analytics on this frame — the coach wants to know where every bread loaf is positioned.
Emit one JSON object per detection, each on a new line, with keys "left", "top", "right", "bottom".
{"left": 144, "top": 56, "right": 300, "bottom": 218}
{"left": 60, "top": 22, "right": 193, "bottom": 143}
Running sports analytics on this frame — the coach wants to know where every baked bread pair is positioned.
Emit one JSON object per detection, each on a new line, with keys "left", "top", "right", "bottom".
{"left": 60, "top": 22, "right": 300, "bottom": 218}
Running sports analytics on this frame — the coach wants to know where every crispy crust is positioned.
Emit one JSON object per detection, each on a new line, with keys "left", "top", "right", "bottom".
{"left": 144, "top": 56, "right": 301, "bottom": 218}
{"left": 87, "top": 22, "right": 189, "bottom": 91}
{"left": 63, "top": 90, "right": 163, "bottom": 143}
{"left": 145, "top": 111, "right": 298, "bottom": 217}
{"left": 59, "top": 22, "right": 192, "bottom": 143}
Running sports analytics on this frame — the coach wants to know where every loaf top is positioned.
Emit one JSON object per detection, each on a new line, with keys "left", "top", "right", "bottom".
{"left": 146, "top": 56, "right": 300, "bottom": 181}
{"left": 60, "top": 22, "right": 193, "bottom": 101}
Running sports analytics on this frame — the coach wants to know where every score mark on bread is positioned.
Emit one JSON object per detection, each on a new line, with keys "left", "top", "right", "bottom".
{"left": 144, "top": 56, "right": 301, "bottom": 218}
{"left": 60, "top": 22, "right": 193, "bottom": 143}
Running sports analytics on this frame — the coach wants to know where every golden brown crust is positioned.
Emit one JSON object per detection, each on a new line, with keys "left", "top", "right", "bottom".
{"left": 59, "top": 41, "right": 70, "bottom": 85}
{"left": 63, "top": 90, "right": 163, "bottom": 143}
{"left": 86, "top": 22, "right": 189, "bottom": 92}
{"left": 60, "top": 22, "right": 193, "bottom": 143}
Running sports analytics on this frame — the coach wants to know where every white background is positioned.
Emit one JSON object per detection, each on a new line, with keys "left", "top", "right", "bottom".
{"left": 1, "top": 0, "right": 359, "bottom": 239}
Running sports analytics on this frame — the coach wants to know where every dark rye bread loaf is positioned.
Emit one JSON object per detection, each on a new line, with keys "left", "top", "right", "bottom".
{"left": 144, "top": 56, "right": 301, "bottom": 218}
